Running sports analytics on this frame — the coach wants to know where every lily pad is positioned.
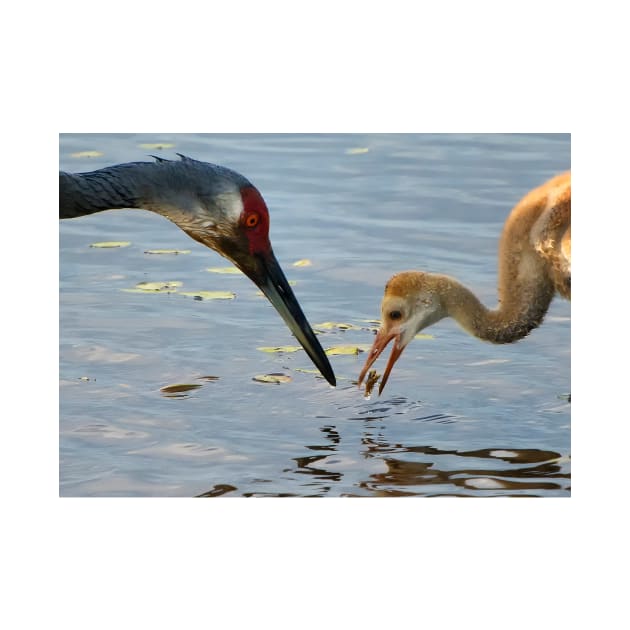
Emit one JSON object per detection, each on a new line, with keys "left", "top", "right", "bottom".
{"left": 144, "top": 249, "right": 191, "bottom": 255}
{"left": 197, "top": 375, "right": 220, "bottom": 382}
{"left": 180, "top": 291, "right": 235, "bottom": 300}
{"left": 122, "top": 280, "right": 182, "bottom": 293}
{"left": 252, "top": 373, "right": 292, "bottom": 384}
{"left": 345, "top": 147, "right": 369, "bottom": 155}
{"left": 325, "top": 345, "right": 367, "bottom": 356}
{"left": 160, "top": 383, "right": 203, "bottom": 394}
{"left": 292, "top": 259, "right": 312, "bottom": 267}
{"left": 414, "top": 333, "right": 434, "bottom": 339}
{"left": 206, "top": 266, "right": 243, "bottom": 274}
{"left": 257, "top": 346, "right": 303, "bottom": 353}
{"left": 90, "top": 241, "right": 131, "bottom": 248}
{"left": 139, "top": 143, "right": 175, "bottom": 150}
{"left": 315, "top": 321, "right": 361, "bottom": 331}
{"left": 71, "top": 150, "right": 103, "bottom": 158}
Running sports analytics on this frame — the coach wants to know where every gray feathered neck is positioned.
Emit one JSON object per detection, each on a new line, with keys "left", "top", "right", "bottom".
{"left": 59, "top": 154, "right": 252, "bottom": 219}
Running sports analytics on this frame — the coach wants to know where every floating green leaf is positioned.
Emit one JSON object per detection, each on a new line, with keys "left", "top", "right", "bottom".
{"left": 90, "top": 241, "right": 131, "bottom": 248}
{"left": 414, "top": 333, "right": 434, "bottom": 339}
{"left": 345, "top": 147, "right": 369, "bottom": 155}
{"left": 252, "top": 373, "right": 292, "bottom": 384}
{"left": 197, "top": 375, "right": 220, "bottom": 382}
{"left": 139, "top": 143, "right": 175, "bottom": 150}
{"left": 71, "top": 150, "right": 103, "bottom": 158}
{"left": 325, "top": 345, "right": 366, "bottom": 356}
{"left": 179, "top": 290, "right": 235, "bottom": 300}
{"left": 144, "top": 249, "right": 191, "bottom": 255}
{"left": 160, "top": 383, "right": 203, "bottom": 394}
{"left": 257, "top": 345, "right": 302, "bottom": 353}
{"left": 292, "top": 259, "right": 312, "bottom": 267}
{"left": 122, "top": 280, "right": 182, "bottom": 293}
{"left": 206, "top": 266, "right": 243, "bottom": 274}
{"left": 315, "top": 321, "right": 361, "bottom": 331}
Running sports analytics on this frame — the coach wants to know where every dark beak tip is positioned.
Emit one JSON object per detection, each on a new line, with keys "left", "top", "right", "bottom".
{"left": 257, "top": 252, "right": 336, "bottom": 386}
{"left": 320, "top": 367, "right": 336, "bottom": 387}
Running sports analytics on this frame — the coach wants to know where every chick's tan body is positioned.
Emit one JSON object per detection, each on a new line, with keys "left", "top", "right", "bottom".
{"left": 359, "top": 171, "right": 571, "bottom": 395}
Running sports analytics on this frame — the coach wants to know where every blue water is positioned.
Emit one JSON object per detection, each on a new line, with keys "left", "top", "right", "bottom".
{"left": 59, "top": 133, "right": 570, "bottom": 496}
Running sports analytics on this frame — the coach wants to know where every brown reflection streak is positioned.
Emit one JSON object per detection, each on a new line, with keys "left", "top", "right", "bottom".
{"left": 292, "top": 427, "right": 343, "bottom": 484}
{"left": 361, "top": 438, "right": 569, "bottom": 495}
{"left": 292, "top": 454, "right": 342, "bottom": 482}
{"left": 196, "top": 484, "right": 238, "bottom": 497}
{"left": 194, "top": 430, "right": 569, "bottom": 498}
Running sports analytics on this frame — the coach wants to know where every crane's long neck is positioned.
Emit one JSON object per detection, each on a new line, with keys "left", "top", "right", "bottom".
{"left": 442, "top": 274, "right": 555, "bottom": 343}
{"left": 59, "top": 167, "right": 148, "bottom": 219}
{"left": 441, "top": 187, "right": 559, "bottom": 343}
{"left": 60, "top": 159, "right": 210, "bottom": 219}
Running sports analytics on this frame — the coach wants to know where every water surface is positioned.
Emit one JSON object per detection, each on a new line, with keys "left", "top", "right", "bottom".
{"left": 59, "top": 133, "right": 570, "bottom": 496}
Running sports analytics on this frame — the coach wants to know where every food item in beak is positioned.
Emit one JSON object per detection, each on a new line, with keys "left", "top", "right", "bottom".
{"left": 363, "top": 370, "right": 380, "bottom": 398}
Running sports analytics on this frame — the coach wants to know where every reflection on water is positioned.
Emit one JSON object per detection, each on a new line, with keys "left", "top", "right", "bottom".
{"left": 193, "top": 393, "right": 569, "bottom": 497}
{"left": 198, "top": 484, "right": 238, "bottom": 497}
{"left": 359, "top": 444, "right": 569, "bottom": 497}
{"left": 196, "top": 417, "right": 570, "bottom": 497}
{"left": 60, "top": 133, "right": 570, "bottom": 497}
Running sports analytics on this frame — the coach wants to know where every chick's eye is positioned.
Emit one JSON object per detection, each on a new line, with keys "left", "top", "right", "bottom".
{"left": 245, "top": 213, "right": 259, "bottom": 228}
{"left": 389, "top": 310, "right": 402, "bottom": 320}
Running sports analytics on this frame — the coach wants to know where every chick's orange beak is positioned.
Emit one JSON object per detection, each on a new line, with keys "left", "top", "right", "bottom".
{"left": 358, "top": 327, "right": 406, "bottom": 395}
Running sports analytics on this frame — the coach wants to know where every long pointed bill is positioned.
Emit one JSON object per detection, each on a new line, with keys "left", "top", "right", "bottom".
{"left": 253, "top": 252, "right": 336, "bottom": 387}
{"left": 358, "top": 328, "right": 405, "bottom": 395}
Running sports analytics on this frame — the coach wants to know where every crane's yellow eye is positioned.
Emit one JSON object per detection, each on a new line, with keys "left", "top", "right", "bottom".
{"left": 245, "top": 213, "right": 259, "bottom": 228}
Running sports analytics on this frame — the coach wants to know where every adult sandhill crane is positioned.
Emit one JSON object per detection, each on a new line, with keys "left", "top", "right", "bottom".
{"left": 358, "top": 171, "right": 570, "bottom": 395}
{"left": 60, "top": 154, "right": 336, "bottom": 386}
